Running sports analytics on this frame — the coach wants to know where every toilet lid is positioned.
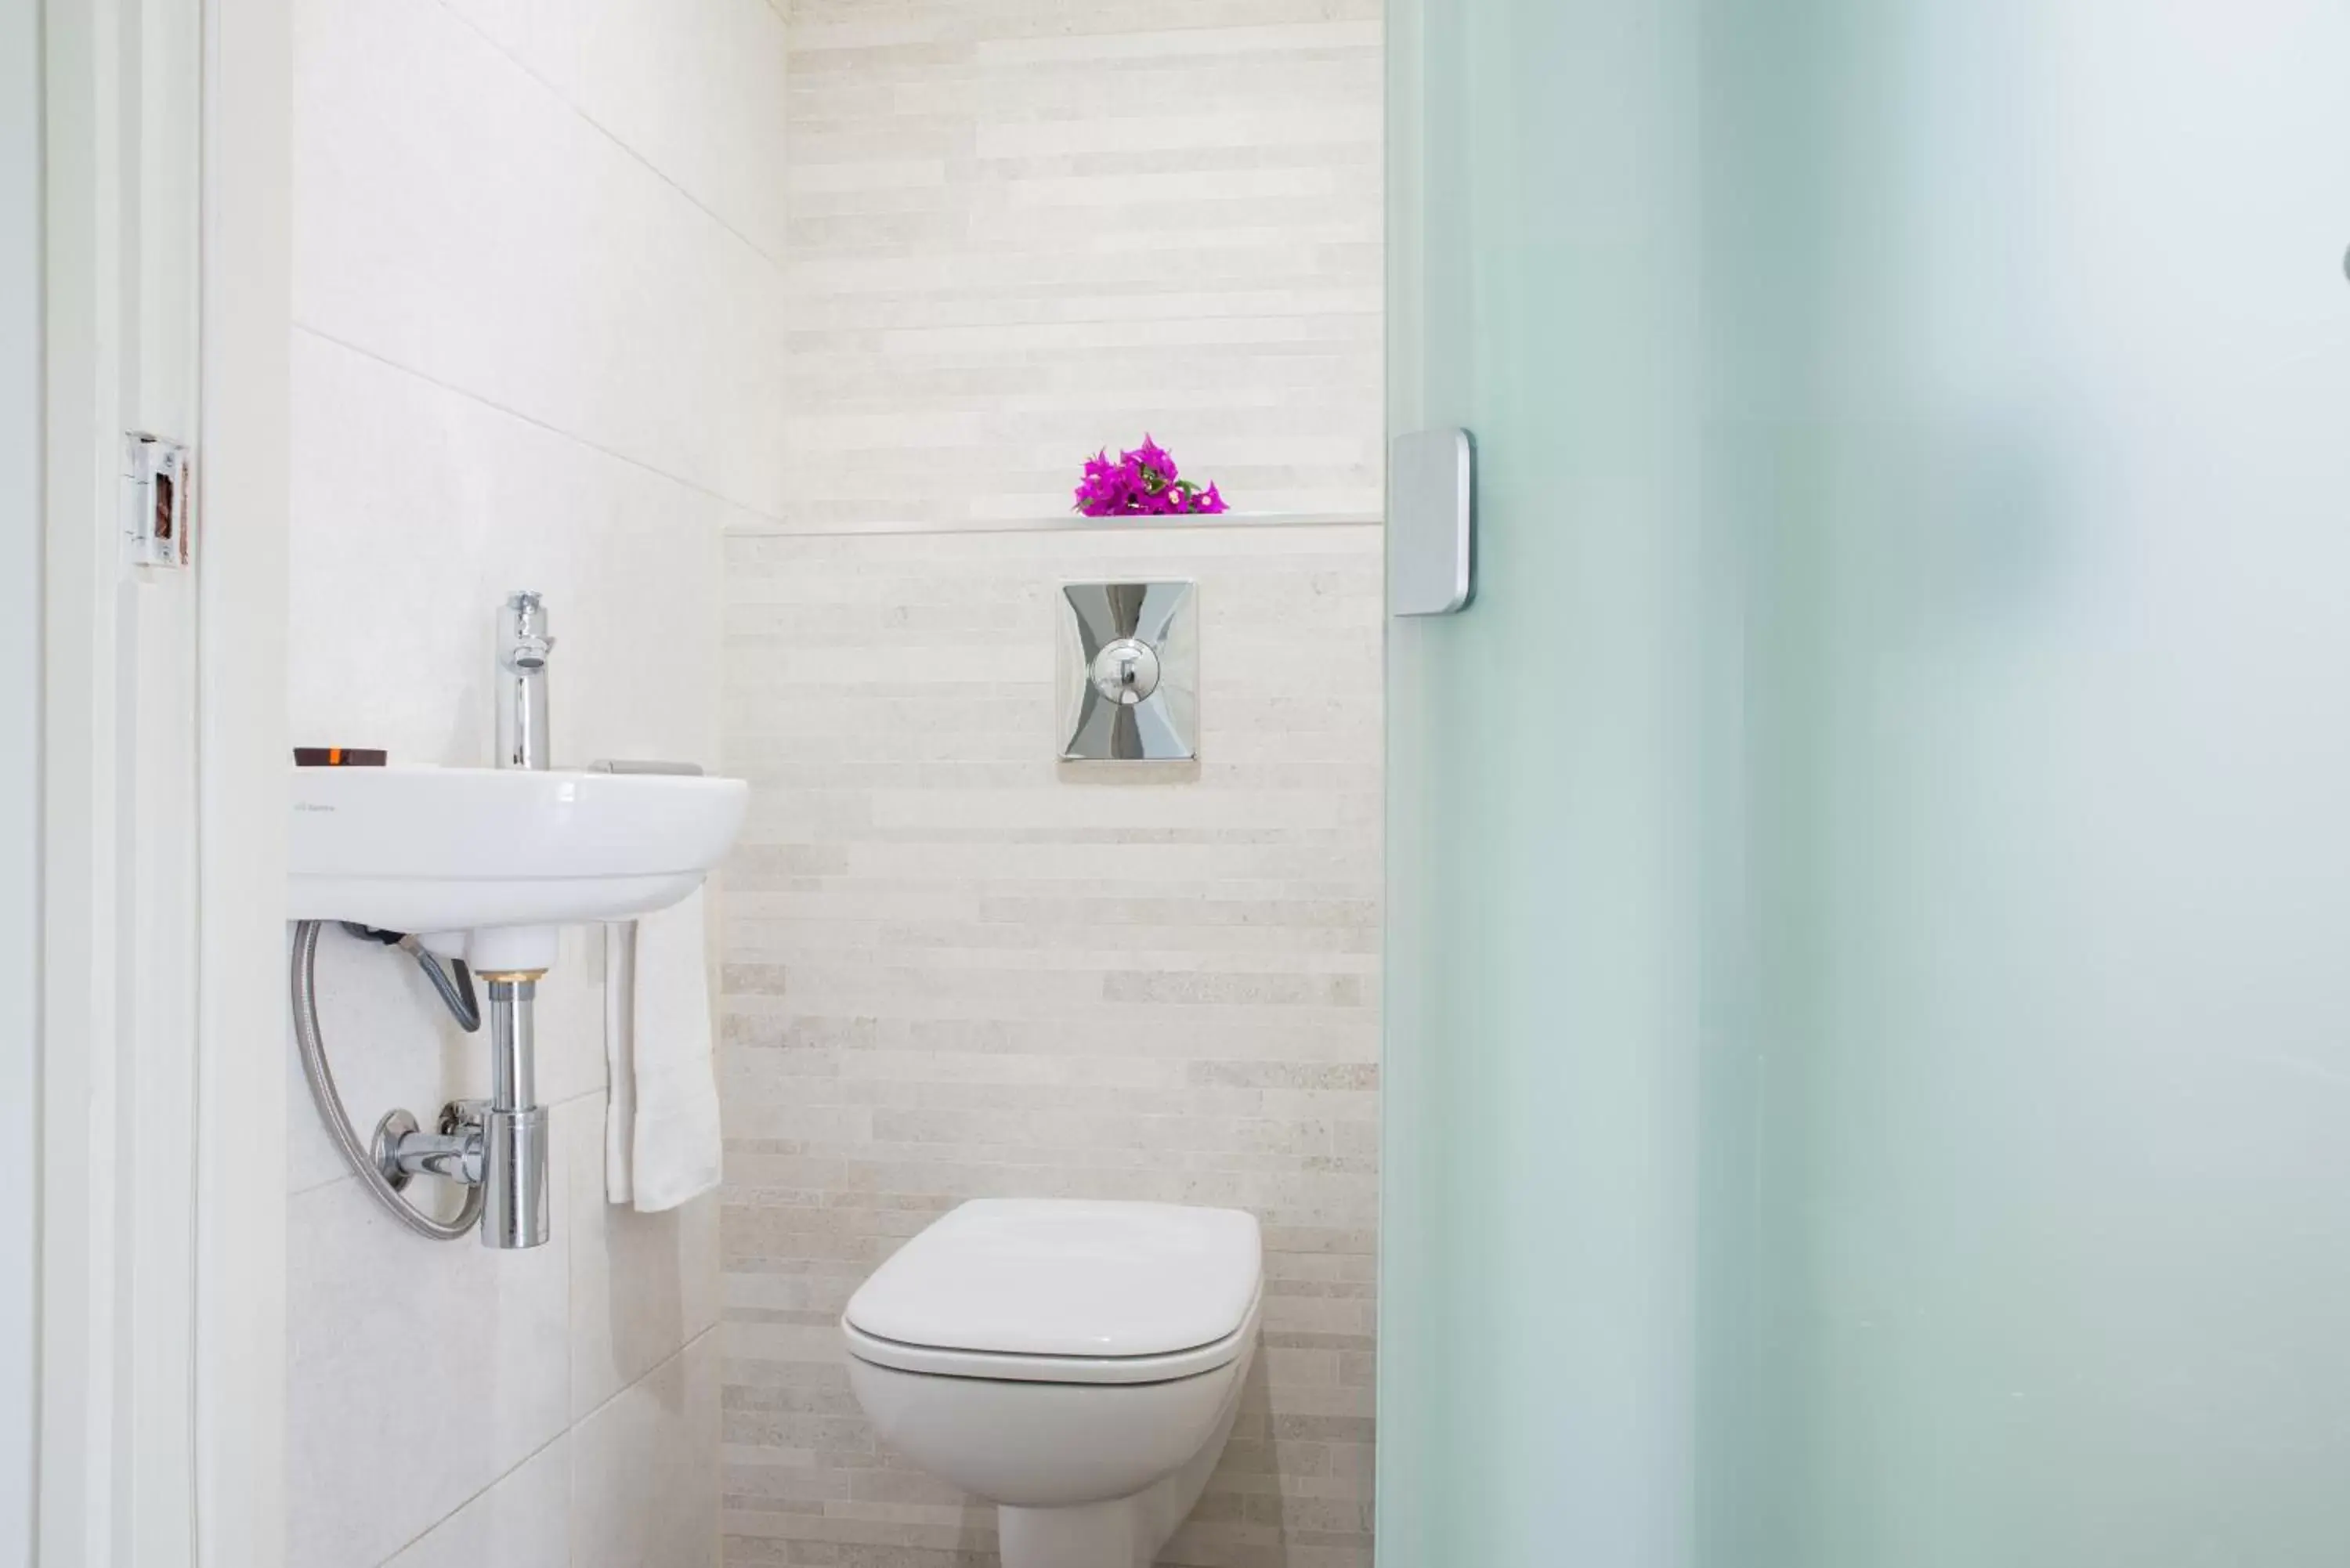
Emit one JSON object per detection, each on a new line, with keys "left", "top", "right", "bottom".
{"left": 844, "top": 1200, "right": 1263, "bottom": 1359}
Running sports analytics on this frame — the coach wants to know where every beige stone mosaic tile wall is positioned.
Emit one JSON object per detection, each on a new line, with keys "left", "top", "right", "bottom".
{"left": 779, "top": 0, "right": 1384, "bottom": 528}
{"left": 718, "top": 522, "right": 1382, "bottom": 1566}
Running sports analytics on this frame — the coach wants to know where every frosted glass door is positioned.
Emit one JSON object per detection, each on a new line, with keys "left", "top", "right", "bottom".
{"left": 1383, "top": 0, "right": 1712, "bottom": 1561}
{"left": 2, "top": 0, "right": 35, "bottom": 1552}
{"left": 1382, "top": 2, "right": 2350, "bottom": 1566}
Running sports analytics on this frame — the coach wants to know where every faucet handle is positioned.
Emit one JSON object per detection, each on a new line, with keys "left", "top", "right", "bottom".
{"left": 501, "top": 590, "right": 555, "bottom": 665}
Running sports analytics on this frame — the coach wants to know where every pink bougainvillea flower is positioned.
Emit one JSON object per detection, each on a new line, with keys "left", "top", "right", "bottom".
{"left": 1127, "top": 435, "right": 1178, "bottom": 484}
{"left": 1075, "top": 447, "right": 1146, "bottom": 515}
{"left": 1074, "top": 435, "right": 1227, "bottom": 518}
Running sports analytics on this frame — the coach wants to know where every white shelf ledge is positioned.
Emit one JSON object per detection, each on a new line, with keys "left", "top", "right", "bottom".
{"left": 723, "top": 510, "right": 1383, "bottom": 539}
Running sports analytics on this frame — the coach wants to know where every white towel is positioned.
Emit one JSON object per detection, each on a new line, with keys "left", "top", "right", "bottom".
{"left": 604, "top": 886, "right": 722, "bottom": 1212}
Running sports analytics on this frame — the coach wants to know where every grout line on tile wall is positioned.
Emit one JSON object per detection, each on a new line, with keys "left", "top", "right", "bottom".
{"left": 571, "top": 1323, "right": 718, "bottom": 1432}
{"left": 288, "top": 1166, "right": 358, "bottom": 1201}
{"left": 293, "top": 325, "right": 790, "bottom": 528}
{"left": 366, "top": 1425, "right": 571, "bottom": 1568}
{"left": 421, "top": 0, "right": 792, "bottom": 275}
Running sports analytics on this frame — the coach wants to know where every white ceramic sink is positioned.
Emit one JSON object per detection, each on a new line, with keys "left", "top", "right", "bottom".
{"left": 288, "top": 765, "right": 749, "bottom": 972}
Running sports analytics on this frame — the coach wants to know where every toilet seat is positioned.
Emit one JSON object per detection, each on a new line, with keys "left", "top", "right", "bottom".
{"left": 841, "top": 1199, "right": 1263, "bottom": 1385}
{"left": 843, "top": 1284, "right": 1262, "bottom": 1385}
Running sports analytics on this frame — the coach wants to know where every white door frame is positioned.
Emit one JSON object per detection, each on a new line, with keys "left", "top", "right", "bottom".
{"left": 30, "top": 0, "right": 289, "bottom": 1561}
{"left": 190, "top": 0, "right": 291, "bottom": 1562}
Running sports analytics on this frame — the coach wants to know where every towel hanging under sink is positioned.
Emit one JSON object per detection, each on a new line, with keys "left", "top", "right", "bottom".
{"left": 604, "top": 886, "right": 722, "bottom": 1212}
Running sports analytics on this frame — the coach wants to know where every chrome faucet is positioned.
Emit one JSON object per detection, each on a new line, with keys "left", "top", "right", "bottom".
{"left": 497, "top": 591, "right": 555, "bottom": 769}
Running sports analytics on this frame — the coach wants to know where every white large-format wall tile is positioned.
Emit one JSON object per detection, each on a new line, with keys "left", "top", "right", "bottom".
{"left": 438, "top": 0, "right": 794, "bottom": 262}
{"left": 286, "top": 331, "right": 728, "bottom": 774}
{"left": 287, "top": 0, "right": 779, "bottom": 1556}
{"left": 718, "top": 523, "right": 1380, "bottom": 1568}
{"left": 562, "top": 1092, "right": 725, "bottom": 1417}
{"left": 570, "top": 1331, "right": 724, "bottom": 1568}
{"left": 776, "top": 0, "right": 1383, "bottom": 526}
{"left": 287, "top": 1173, "right": 571, "bottom": 1568}
{"left": 293, "top": 0, "right": 790, "bottom": 513}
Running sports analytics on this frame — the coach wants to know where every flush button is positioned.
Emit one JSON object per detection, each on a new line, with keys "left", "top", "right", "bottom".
{"left": 1090, "top": 638, "right": 1162, "bottom": 705}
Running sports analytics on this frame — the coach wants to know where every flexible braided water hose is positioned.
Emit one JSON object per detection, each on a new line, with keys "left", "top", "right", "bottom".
{"left": 291, "top": 919, "right": 485, "bottom": 1241}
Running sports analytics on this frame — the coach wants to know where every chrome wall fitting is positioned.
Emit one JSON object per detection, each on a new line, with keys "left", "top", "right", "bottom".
{"left": 374, "top": 1103, "right": 485, "bottom": 1188}
{"left": 1060, "top": 582, "right": 1198, "bottom": 761}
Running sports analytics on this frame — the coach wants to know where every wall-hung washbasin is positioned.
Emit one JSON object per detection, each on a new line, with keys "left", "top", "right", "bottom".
{"left": 287, "top": 764, "right": 749, "bottom": 973}
{"left": 284, "top": 595, "right": 749, "bottom": 1252}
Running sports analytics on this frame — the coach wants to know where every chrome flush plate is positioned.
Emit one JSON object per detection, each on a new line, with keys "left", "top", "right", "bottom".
{"left": 1059, "top": 581, "right": 1198, "bottom": 761}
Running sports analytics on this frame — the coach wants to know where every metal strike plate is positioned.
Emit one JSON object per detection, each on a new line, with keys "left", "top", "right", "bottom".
{"left": 121, "top": 432, "right": 193, "bottom": 569}
{"left": 1059, "top": 582, "right": 1198, "bottom": 761}
{"left": 1389, "top": 428, "right": 1473, "bottom": 615}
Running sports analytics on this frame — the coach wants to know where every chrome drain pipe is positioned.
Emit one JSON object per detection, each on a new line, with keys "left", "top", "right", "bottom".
{"left": 478, "top": 972, "right": 551, "bottom": 1249}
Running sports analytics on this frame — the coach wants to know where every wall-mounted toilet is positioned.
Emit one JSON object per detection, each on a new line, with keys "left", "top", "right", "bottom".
{"left": 841, "top": 1199, "right": 1263, "bottom": 1568}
